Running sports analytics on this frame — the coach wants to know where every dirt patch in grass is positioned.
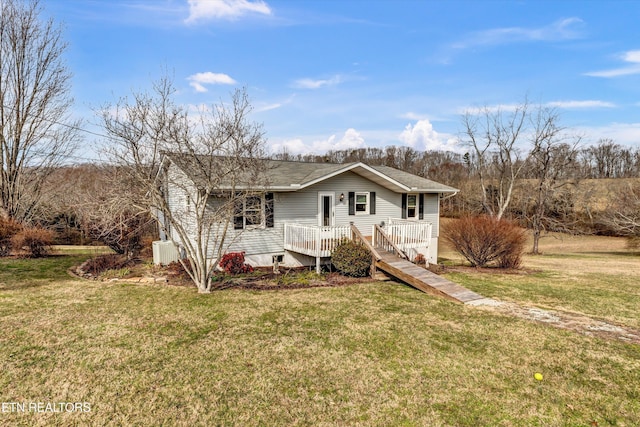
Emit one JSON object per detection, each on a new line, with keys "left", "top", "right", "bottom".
{"left": 475, "top": 300, "right": 640, "bottom": 345}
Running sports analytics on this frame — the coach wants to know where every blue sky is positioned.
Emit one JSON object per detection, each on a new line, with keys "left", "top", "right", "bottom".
{"left": 46, "top": 0, "right": 640, "bottom": 159}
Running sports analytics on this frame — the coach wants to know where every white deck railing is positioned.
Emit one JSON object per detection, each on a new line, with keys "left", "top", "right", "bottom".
{"left": 383, "top": 218, "right": 432, "bottom": 252}
{"left": 284, "top": 221, "right": 432, "bottom": 259}
{"left": 284, "top": 224, "right": 351, "bottom": 257}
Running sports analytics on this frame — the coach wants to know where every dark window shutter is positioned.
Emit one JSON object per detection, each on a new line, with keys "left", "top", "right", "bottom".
{"left": 265, "top": 193, "right": 274, "bottom": 228}
{"left": 401, "top": 194, "right": 407, "bottom": 219}
{"left": 419, "top": 193, "right": 424, "bottom": 220}
{"left": 348, "top": 192, "right": 355, "bottom": 216}
{"left": 370, "top": 192, "right": 376, "bottom": 215}
{"left": 233, "top": 199, "right": 243, "bottom": 230}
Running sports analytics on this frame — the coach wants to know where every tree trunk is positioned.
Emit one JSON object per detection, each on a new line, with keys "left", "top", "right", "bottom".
{"left": 532, "top": 229, "right": 540, "bottom": 255}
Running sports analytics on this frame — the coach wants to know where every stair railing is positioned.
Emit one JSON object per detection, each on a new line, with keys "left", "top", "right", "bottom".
{"left": 373, "top": 224, "right": 408, "bottom": 260}
{"left": 350, "top": 223, "right": 381, "bottom": 277}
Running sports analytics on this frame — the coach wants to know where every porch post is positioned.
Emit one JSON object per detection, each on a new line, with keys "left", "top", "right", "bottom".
{"left": 316, "top": 226, "right": 321, "bottom": 273}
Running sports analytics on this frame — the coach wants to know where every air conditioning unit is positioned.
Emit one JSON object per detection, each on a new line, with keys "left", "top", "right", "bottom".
{"left": 152, "top": 241, "right": 180, "bottom": 265}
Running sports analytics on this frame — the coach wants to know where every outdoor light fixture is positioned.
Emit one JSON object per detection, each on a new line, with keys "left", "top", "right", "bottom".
{"left": 339, "top": 193, "right": 345, "bottom": 202}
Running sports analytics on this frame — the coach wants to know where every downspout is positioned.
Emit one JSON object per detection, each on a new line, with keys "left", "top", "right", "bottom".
{"left": 440, "top": 191, "right": 459, "bottom": 200}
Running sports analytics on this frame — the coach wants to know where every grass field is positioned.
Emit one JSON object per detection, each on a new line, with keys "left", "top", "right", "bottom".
{"left": 1, "top": 239, "right": 639, "bottom": 426}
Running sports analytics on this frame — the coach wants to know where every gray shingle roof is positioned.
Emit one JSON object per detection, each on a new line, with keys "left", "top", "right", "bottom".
{"left": 163, "top": 152, "right": 458, "bottom": 193}
{"left": 367, "top": 164, "right": 458, "bottom": 193}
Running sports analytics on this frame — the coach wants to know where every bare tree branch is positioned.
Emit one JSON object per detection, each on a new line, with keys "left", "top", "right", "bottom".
{"left": 0, "top": 0, "right": 80, "bottom": 222}
{"left": 99, "top": 77, "right": 268, "bottom": 292}
{"left": 526, "top": 106, "right": 581, "bottom": 254}
{"left": 461, "top": 100, "right": 528, "bottom": 219}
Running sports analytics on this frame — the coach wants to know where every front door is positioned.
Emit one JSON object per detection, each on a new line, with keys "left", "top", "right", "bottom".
{"left": 318, "top": 192, "right": 335, "bottom": 226}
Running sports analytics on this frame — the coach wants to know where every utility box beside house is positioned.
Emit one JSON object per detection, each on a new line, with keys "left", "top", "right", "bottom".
{"left": 152, "top": 240, "right": 180, "bottom": 265}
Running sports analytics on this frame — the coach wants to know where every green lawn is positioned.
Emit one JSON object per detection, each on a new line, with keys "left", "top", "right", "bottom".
{"left": 0, "top": 242, "right": 639, "bottom": 426}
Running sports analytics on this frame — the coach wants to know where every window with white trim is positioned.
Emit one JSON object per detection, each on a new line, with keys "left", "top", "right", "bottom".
{"left": 407, "top": 194, "right": 418, "bottom": 218}
{"left": 244, "top": 195, "right": 263, "bottom": 227}
{"left": 234, "top": 193, "right": 274, "bottom": 230}
{"left": 355, "top": 192, "right": 369, "bottom": 215}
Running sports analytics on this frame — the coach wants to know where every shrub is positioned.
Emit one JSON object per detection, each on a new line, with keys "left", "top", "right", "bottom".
{"left": 443, "top": 216, "right": 526, "bottom": 268}
{"left": 626, "top": 236, "right": 640, "bottom": 251}
{"left": 219, "top": 252, "right": 254, "bottom": 274}
{"left": 331, "top": 240, "right": 372, "bottom": 277}
{"left": 0, "top": 217, "right": 22, "bottom": 256}
{"left": 11, "top": 227, "right": 56, "bottom": 258}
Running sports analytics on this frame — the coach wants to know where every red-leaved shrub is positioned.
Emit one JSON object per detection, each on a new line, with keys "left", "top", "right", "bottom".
{"left": 11, "top": 227, "right": 56, "bottom": 258}
{"left": 443, "top": 216, "right": 526, "bottom": 268}
{"left": 414, "top": 253, "right": 427, "bottom": 266}
{"left": 219, "top": 252, "right": 254, "bottom": 274}
{"left": 0, "top": 217, "right": 22, "bottom": 256}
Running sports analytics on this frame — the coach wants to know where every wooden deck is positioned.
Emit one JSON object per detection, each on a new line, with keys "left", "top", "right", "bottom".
{"left": 375, "top": 250, "right": 485, "bottom": 304}
{"left": 283, "top": 223, "right": 484, "bottom": 303}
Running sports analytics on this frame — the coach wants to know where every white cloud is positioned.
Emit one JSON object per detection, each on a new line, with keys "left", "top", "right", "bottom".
{"left": 623, "top": 50, "right": 640, "bottom": 63}
{"left": 461, "top": 100, "right": 614, "bottom": 115}
{"left": 187, "top": 72, "right": 236, "bottom": 92}
{"left": 185, "top": 0, "right": 271, "bottom": 23}
{"left": 270, "top": 138, "right": 307, "bottom": 154}
{"left": 270, "top": 128, "right": 365, "bottom": 155}
{"left": 459, "top": 103, "right": 523, "bottom": 115}
{"left": 399, "top": 119, "right": 458, "bottom": 152}
{"left": 400, "top": 112, "right": 429, "bottom": 121}
{"left": 255, "top": 94, "right": 295, "bottom": 112}
{"left": 453, "top": 17, "right": 584, "bottom": 49}
{"left": 256, "top": 102, "right": 282, "bottom": 112}
{"left": 577, "top": 122, "right": 640, "bottom": 146}
{"left": 585, "top": 50, "right": 640, "bottom": 78}
{"left": 546, "top": 100, "right": 616, "bottom": 109}
{"left": 318, "top": 128, "right": 365, "bottom": 151}
{"left": 292, "top": 75, "right": 343, "bottom": 89}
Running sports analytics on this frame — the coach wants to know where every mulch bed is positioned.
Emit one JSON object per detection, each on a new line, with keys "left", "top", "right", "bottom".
{"left": 210, "top": 271, "right": 371, "bottom": 291}
{"left": 73, "top": 254, "right": 372, "bottom": 290}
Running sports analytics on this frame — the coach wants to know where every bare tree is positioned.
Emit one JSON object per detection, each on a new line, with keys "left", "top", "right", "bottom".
{"left": 461, "top": 101, "right": 529, "bottom": 219}
{"left": 526, "top": 107, "right": 581, "bottom": 254}
{"left": 0, "top": 0, "right": 80, "bottom": 222}
{"left": 68, "top": 165, "right": 152, "bottom": 256}
{"left": 600, "top": 182, "right": 640, "bottom": 240}
{"left": 99, "top": 76, "right": 268, "bottom": 292}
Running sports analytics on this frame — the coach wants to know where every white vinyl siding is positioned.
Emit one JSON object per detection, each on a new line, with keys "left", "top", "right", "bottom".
{"left": 165, "top": 163, "right": 198, "bottom": 245}
{"left": 166, "top": 167, "right": 442, "bottom": 265}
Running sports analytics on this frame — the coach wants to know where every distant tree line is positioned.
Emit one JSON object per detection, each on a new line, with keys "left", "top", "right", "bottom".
{"left": 2, "top": 1, "right": 638, "bottom": 264}
{"left": 31, "top": 136, "right": 637, "bottom": 256}
{"left": 271, "top": 139, "right": 640, "bottom": 183}
{"left": 271, "top": 135, "right": 640, "bottom": 249}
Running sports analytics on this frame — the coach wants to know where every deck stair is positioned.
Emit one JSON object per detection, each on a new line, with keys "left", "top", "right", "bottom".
{"left": 358, "top": 224, "right": 484, "bottom": 304}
